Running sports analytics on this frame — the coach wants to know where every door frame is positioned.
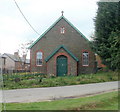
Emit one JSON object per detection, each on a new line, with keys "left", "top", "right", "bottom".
{"left": 57, "top": 55, "right": 68, "bottom": 76}
{"left": 54, "top": 53, "right": 70, "bottom": 76}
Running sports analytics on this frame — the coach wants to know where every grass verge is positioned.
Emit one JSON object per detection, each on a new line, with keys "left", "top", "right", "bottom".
{"left": 4, "top": 91, "right": 118, "bottom": 110}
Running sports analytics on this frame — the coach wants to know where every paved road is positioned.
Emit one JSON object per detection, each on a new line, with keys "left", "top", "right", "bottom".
{"left": 2, "top": 81, "right": 119, "bottom": 103}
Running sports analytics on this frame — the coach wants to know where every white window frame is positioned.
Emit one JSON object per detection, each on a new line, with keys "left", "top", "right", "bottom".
{"left": 60, "top": 27, "right": 65, "bottom": 34}
{"left": 82, "top": 52, "right": 89, "bottom": 66}
{"left": 36, "top": 51, "right": 43, "bottom": 66}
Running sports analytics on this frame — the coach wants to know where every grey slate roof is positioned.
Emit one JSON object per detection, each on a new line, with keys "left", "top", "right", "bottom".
{"left": 3, "top": 53, "right": 30, "bottom": 64}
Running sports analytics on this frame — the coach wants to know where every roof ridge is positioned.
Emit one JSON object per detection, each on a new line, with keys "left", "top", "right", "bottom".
{"left": 4, "top": 53, "right": 16, "bottom": 61}
{"left": 3, "top": 53, "right": 30, "bottom": 63}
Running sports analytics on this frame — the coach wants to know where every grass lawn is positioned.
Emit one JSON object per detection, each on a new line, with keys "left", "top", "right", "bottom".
{"left": 3, "top": 71, "right": 118, "bottom": 89}
{"left": 4, "top": 91, "right": 118, "bottom": 110}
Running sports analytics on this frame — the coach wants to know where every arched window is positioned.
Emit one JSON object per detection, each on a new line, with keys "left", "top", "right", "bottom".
{"left": 82, "top": 51, "right": 89, "bottom": 66}
{"left": 36, "top": 51, "right": 43, "bottom": 66}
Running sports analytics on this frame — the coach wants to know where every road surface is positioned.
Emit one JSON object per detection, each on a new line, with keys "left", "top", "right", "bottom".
{"left": 2, "top": 81, "right": 119, "bottom": 103}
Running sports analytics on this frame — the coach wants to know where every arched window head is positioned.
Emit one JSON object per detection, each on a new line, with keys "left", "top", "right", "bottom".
{"left": 60, "top": 27, "right": 65, "bottom": 34}
{"left": 82, "top": 51, "right": 89, "bottom": 66}
{"left": 36, "top": 51, "right": 43, "bottom": 66}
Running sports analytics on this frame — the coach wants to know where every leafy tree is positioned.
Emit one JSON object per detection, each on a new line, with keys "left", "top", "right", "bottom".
{"left": 91, "top": 2, "right": 119, "bottom": 70}
{"left": 17, "top": 40, "right": 33, "bottom": 71}
{"left": 18, "top": 40, "right": 33, "bottom": 57}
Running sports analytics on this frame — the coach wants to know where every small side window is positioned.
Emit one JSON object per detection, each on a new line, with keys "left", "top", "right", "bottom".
{"left": 60, "top": 27, "right": 65, "bottom": 34}
{"left": 82, "top": 52, "right": 89, "bottom": 66}
{"left": 36, "top": 51, "right": 43, "bottom": 66}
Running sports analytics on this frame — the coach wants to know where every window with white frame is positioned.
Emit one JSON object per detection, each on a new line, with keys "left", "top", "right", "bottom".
{"left": 82, "top": 52, "right": 89, "bottom": 66}
{"left": 60, "top": 27, "right": 65, "bottom": 34}
{"left": 36, "top": 51, "right": 43, "bottom": 66}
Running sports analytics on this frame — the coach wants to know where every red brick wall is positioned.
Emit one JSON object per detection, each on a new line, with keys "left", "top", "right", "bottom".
{"left": 30, "top": 18, "right": 96, "bottom": 74}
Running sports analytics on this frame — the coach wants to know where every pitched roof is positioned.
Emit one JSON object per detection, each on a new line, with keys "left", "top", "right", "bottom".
{"left": 28, "top": 15, "right": 89, "bottom": 49}
{"left": 45, "top": 45, "right": 79, "bottom": 62}
{"left": 3, "top": 53, "right": 30, "bottom": 63}
{"left": 3, "top": 53, "right": 19, "bottom": 61}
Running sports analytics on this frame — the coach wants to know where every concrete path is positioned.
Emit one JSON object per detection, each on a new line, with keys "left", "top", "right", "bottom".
{"left": 2, "top": 81, "right": 119, "bottom": 103}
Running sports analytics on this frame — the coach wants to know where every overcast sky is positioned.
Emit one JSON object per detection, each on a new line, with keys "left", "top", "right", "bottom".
{"left": 0, "top": 0, "right": 99, "bottom": 57}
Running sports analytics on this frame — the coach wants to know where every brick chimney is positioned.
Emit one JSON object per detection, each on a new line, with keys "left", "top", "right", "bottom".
{"left": 23, "top": 54, "right": 26, "bottom": 60}
{"left": 14, "top": 52, "right": 19, "bottom": 57}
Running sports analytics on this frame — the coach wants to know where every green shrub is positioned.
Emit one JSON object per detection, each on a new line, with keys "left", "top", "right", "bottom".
{"left": 2, "top": 71, "right": 118, "bottom": 89}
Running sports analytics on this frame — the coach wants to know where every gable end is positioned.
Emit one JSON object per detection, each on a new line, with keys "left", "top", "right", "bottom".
{"left": 45, "top": 45, "right": 79, "bottom": 62}
{"left": 29, "top": 15, "right": 89, "bottom": 49}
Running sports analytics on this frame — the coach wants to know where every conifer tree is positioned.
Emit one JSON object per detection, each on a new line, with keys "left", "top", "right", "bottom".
{"left": 91, "top": 2, "right": 119, "bottom": 70}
